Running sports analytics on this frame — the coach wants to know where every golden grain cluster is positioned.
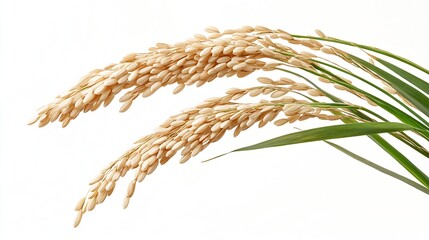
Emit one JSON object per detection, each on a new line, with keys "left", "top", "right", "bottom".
{"left": 29, "top": 26, "right": 369, "bottom": 227}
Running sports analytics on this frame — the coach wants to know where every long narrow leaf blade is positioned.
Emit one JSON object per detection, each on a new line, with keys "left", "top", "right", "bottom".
{"left": 348, "top": 54, "right": 429, "bottom": 118}
{"left": 204, "top": 122, "right": 415, "bottom": 162}
{"left": 291, "top": 34, "right": 429, "bottom": 74}
{"left": 369, "top": 134, "right": 429, "bottom": 188}
{"left": 235, "top": 122, "right": 414, "bottom": 151}
{"left": 372, "top": 56, "right": 429, "bottom": 95}
{"left": 324, "top": 140, "right": 429, "bottom": 195}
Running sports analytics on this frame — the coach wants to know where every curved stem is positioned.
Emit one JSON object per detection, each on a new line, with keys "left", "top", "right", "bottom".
{"left": 275, "top": 50, "right": 429, "bottom": 128}
{"left": 313, "top": 59, "right": 429, "bottom": 128}
{"left": 324, "top": 140, "right": 429, "bottom": 195}
{"left": 276, "top": 67, "right": 429, "bottom": 158}
{"left": 291, "top": 34, "right": 429, "bottom": 74}
{"left": 309, "top": 65, "right": 429, "bottom": 138}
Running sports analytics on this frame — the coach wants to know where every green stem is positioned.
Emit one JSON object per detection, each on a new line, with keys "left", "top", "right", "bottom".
{"left": 277, "top": 67, "right": 429, "bottom": 159}
{"left": 324, "top": 140, "right": 429, "bottom": 195}
{"left": 370, "top": 134, "right": 429, "bottom": 189}
{"left": 275, "top": 49, "right": 429, "bottom": 128}
{"left": 312, "top": 59, "right": 429, "bottom": 128}
{"left": 310, "top": 65, "right": 429, "bottom": 138}
{"left": 276, "top": 67, "right": 429, "bottom": 185}
{"left": 390, "top": 132, "right": 429, "bottom": 158}
{"left": 291, "top": 34, "right": 429, "bottom": 75}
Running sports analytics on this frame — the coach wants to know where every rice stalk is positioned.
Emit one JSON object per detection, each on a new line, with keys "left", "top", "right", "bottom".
{"left": 28, "top": 26, "right": 429, "bottom": 227}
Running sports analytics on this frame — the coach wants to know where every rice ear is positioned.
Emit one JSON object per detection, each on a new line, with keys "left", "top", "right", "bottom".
{"left": 29, "top": 26, "right": 428, "bottom": 227}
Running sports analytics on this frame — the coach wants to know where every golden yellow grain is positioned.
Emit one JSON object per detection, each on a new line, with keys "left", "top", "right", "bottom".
{"left": 127, "top": 181, "right": 136, "bottom": 197}
{"left": 74, "top": 198, "right": 86, "bottom": 211}
{"left": 73, "top": 211, "right": 83, "bottom": 228}
{"left": 315, "top": 29, "right": 326, "bottom": 38}
{"left": 123, "top": 197, "right": 130, "bottom": 209}
{"left": 27, "top": 26, "right": 371, "bottom": 227}
{"left": 321, "top": 46, "right": 335, "bottom": 54}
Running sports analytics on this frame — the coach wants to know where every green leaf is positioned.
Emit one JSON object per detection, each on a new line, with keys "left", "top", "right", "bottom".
{"left": 324, "top": 140, "right": 429, "bottom": 195}
{"left": 204, "top": 123, "right": 415, "bottom": 162}
{"left": 278, "top": 67, "right": 429, "bottom": 156}
{"left": 234, "top": 122, "right": 414, "bottom": 151}
{"left": 308, "top": 60, "right": 429, "bottom": 129}
{"left": 308, "top": 65, "right": 429, "bottom": 131}
{"left": 234, "top": 123, "right": 429, "bottom": 188}
{"left": 369, "top": 134, "right": 429, "bottom": 189}
{"left": 291, "top": 34, "right": 429, "bottom": 75}
{"left": 203, "top": 122, "right": 429, "bottom": 190}
{"left": 372, "top": 55, "right": 429, "bottom": 95}
{"left": 348, "top": 54, "right": 429, "bottom": 119}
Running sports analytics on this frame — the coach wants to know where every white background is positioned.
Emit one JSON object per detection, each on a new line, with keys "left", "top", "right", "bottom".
{"left": 1, "top": 0, "right": 429, "bottom": 239}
